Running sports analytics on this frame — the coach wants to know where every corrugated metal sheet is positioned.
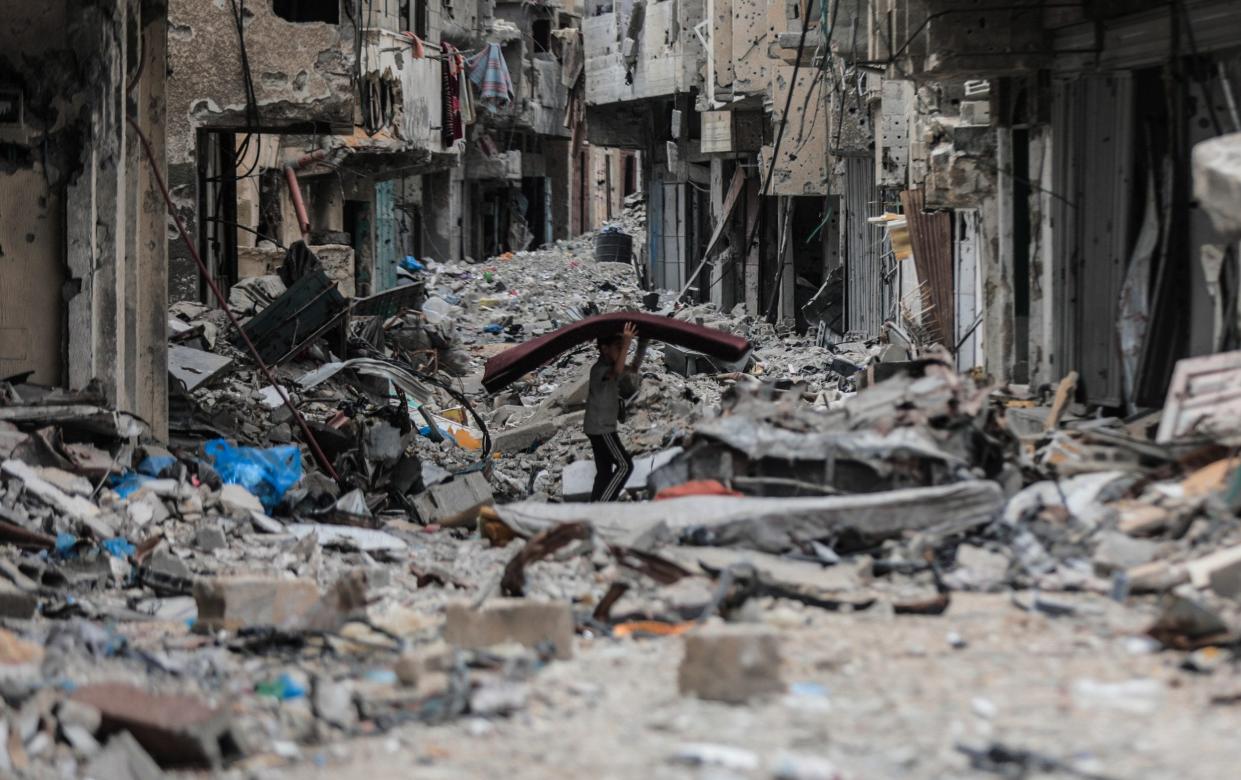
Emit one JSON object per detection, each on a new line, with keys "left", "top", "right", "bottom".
{"left": 844, "top": 157, "right": 882, "bottom": 337}
{"left": 901, "top": 189, "right": 954, "bottom": 346}
{"left": 1051, "top": 74, "right": 1133, "bottom": 405}
{"left": 374, "top": 180, "right": 398, "bottom": 291}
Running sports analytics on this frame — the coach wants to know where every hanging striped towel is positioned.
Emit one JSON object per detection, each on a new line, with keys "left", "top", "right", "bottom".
{"left": 466, "top": 42, "right": 514, "bottom": 106}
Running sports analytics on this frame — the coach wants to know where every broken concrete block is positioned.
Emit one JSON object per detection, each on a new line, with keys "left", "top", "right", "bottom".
{"left": 1115, "top": 502, "right": 1172, "bottom": 536}
{"left": 0, "top": 580, "right": 38, "bottom": 619}
{"left": 943, "top": 544, "right": 1010, "bottom": 592}
{"left": 218, "top": 483, "right": 263, "bottom": 516}
{"left": 2, "top": 459, "right": 101, "bottom": 522}
{"left": 168, "top": 345, "right": 233, "bottom": 392}
{"left": 71, "top": 683, "right": 233, "bottom": 768}
{"left": 1185, "top": 544, "right": 1241, "bottom": 600}
{"left": 193, "top": 576, "right": 321, "bottom": 632}
{"left": 492, "top": 419, "right": 556, "bottom": 453}
{"left": 394, "top": 641, "right": 454, "bottom": 687}
{"left": 193, "top": 524, "right": 227, "bottom": 552}
{"left": 36, "top": 467, "right": 93, "bottom": 496}
{"left": 443, "top": 599, "right": 574, "bottom": 660}
{"left": 1187, "top": 545, "right": 1241, "bottom": 591}
{"left": 1192, "top": 132, "right": 1241, "bottom": 240}
{"left": 412, "top": 471, "right": 494, "bottom": 526}
{"left": 312, "top": 677, "right": 358, "bottom": 729}
{"left": 1127, "top": 560, "right": 1189, "bottom": 594}
{"left": 678, "top": 624, "right": 785, "bottom": 704}
{"left": 83, "top": 731, "right": 164, "bottom": 780}
{"left": 538, "top": 370, "right": 590, "bottom": 411}
{"left": 57, "top": 699, "right": 102, "bottom": 734}
{"left": 1092, "top": 531, "right": 1160, "bottom": 576}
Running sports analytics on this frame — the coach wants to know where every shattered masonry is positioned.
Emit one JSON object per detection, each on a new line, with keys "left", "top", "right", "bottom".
{"left": 3, "top": 0, "right": 1241, "bottom": 777}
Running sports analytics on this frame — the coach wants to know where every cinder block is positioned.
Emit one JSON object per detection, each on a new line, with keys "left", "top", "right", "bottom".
{"left": 443, "top": 599, "right": 574, "bottom": 660}
{"left": 193, "top": 576, "right": 321, "bottom": 632}
{"left": 412, "top": 472, "right": 494, "bottom": 526}
{"left": 678, "top": 624, "right": 785, "bottom": 704}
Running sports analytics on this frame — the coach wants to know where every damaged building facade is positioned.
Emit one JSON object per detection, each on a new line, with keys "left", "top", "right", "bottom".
{"left": 0, "top": 1, "right": 171, "bottom": 436}
{"left": 587, "top": 0, "right": 1241, "bottom": 411}
{"left": 165, "top": 0, "right": 606, "bottom": 301}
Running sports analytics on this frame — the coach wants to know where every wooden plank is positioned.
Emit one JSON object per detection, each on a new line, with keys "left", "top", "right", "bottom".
{"left": 1044, "top": 370, "right": 1079, "bottom": 432}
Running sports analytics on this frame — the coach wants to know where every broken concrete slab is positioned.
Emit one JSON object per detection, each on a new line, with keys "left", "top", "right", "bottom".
{"left": 168, "top": 344, "right": 233, "bottom": 392}
{"left": 412, "top": 472, "right": 494, "bottom": 526}
{"left": 943, "top": 545, "right": 1010, "bottom": 592}
{"left": 218, "top": 483, "right": 263, "bottom": 516}
{"left": 443, "top": 599, "right": 574, "bottom": 660}
{"left": 82, "top": 731, "right": 164, "bottom": 780}
{"left": 1092, "top": 532, "right": 1160, "bottom": 576}
{"left": 2, "top": 459, "right": 101, "bottom": 522}
{"left": 193, "top": 576, "right": 321, "bottom": 632}
{"left": 1185, "top": 545, "right": 1241, "bottom": 600}
{"left": 678, "top": 624, "right": 785, "bottom": 704}
{"left": 71, "top": 683, "right": 233, "bottom": 768}
{"left": 492, "top": 419, "right": 557, "bottom": 453}
{"left": 561, "top": 447, "right": 684, "bottom": 500}
{"left": 493, "top": 481, "right": 1005, "bottom": 554}
{"left": 537, "top": 369, "right": 590, "bottom": 411}
{"left": 287, "top": 523, "right": 408, "bottom": 552}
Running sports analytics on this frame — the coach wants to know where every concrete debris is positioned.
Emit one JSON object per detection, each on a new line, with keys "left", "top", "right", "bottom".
{"left": 2, "top": 163, "right": 1241, "bottom": 778}
{"left": 444, "top": 599, "right": 575, "bottom": 660}
{"left": 70, "top": 683, "right": 233, "bottom": 768}
{"left": 678, "top": 624, "right": 785, "bottom": 704}
{"left": 193, "top": 577, "right": 322, "bottom": 632}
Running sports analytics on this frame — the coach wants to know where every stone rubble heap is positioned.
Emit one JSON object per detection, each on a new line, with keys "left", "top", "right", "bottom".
{"left": 1, "top": 203, "right": 1240, "bottom": 777}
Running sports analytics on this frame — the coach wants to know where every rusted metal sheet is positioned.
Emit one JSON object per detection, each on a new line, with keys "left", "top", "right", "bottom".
{"left": 900, "top": 189, "right": 954, "bottom": 346}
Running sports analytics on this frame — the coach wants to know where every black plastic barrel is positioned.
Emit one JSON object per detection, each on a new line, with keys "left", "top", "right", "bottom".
{"left": 593, "top": 231, "right": 633, "bottom": 264}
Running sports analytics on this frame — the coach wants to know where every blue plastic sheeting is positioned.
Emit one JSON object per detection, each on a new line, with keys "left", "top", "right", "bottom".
{"left": 202, "top": 439, "right": 302, "bottom": 512}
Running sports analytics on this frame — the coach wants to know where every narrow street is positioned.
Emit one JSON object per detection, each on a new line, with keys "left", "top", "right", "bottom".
{"left": 2, "top": 1, "right": 1241, "bottom": 778}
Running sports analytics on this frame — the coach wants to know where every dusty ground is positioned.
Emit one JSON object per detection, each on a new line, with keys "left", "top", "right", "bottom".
{"left": 257, "top": 592, "right": 1241, "bottom": 780}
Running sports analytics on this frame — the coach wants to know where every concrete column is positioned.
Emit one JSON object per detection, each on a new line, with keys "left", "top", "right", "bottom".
{"left": 982, "top": 130, "right": 1013, "bottom": 384}
{"left": 65, "top": 0, "right": 168, "bottom": 438}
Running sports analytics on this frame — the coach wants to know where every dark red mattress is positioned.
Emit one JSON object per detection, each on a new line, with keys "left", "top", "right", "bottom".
{"left": 482, "top": 311, "right": 752, "bottom": 393}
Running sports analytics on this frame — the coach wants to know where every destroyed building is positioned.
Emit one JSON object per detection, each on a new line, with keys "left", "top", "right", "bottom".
{"left": 4, "top": 0, "right": 1241, "bottom": 777}
{"left": 586, "top": 0, "right": 1241, "bottom": 408}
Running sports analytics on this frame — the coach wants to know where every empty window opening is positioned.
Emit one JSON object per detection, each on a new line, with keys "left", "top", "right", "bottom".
{"left": 273, "top": 0, "right": 340, "bottom": 24}
{"left": 532, "top": 19, "right": 551, "bottom": 52}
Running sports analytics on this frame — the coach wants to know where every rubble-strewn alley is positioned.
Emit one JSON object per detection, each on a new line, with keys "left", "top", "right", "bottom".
{"left": 4, "top": 0, "right": 1241, "bottom": 778}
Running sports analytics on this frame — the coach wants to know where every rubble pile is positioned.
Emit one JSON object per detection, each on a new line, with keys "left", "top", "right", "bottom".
{"left": 2, "top": 204, "right": 1241, "bottom": 776}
